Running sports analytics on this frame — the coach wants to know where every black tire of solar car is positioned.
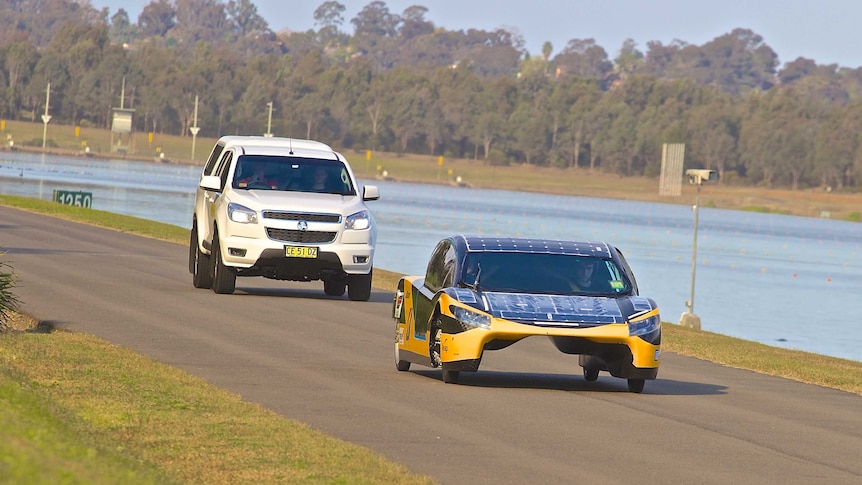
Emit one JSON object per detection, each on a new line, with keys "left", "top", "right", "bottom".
{"left": 347, "top": 270, "right": 372, "bottom": 301}
{"left": 395, "top": 341, "right": 411, "bottom": 371}
{"left": 190, "top": 222, "right": 213, "bottom": 289}
{"left": 627, "top": 378, "right": 645, "bottom": 393}
{"left": 211, "top": 232, "right": 236, "bottom": 294}
{"left": 429, "top": 315, "right": 442, "bottom": 368}
{"left": 583, "top": 367, "right": 600, "bottom": 382}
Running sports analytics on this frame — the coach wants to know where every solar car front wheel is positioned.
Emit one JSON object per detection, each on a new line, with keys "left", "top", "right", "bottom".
{"left": 627, "top": 378, "right": 645, "bottom": 393}
{"left": 429, "top": 316, "right": 442, "bottom": 368}
{"left": 395, "top": 342, "right": 411, "bottom": 371}
{"left": 583, "top": 367, "right": 599, "bottom": 382}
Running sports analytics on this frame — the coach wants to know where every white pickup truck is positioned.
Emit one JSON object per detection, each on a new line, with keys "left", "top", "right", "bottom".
{"left": 188, "top": 136, "right": 379, "bottom": 300}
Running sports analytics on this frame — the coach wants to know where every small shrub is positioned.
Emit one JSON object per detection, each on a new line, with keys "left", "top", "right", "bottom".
{"left": 22, "top": 138, "right": 58, "bottom": 148}
{"left": 844, "top": 212, "right": 861, "bottom": 222}
{"left": 0, "top": 252, "right": 21, "bottom": 330}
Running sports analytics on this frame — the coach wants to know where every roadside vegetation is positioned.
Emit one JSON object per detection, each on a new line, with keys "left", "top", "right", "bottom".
{"left": 1, "top": 194, "right": 861, "bottom": 483}
{"left": 0, "top": 250, "right": 19, "bottom": 331}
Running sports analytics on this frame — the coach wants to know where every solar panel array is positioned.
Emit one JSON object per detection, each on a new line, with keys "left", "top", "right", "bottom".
{"left": 462, "top": 235, "right": 612, "bottom": 258}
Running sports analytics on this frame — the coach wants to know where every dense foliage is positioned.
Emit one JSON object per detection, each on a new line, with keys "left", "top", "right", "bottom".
{"left": 2, "top": 0, "right": 862, "bottom": 190}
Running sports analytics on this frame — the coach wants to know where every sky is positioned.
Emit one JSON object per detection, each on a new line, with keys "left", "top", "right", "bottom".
{"left": 93, "top": 0, "right": 862, "bottom": 68}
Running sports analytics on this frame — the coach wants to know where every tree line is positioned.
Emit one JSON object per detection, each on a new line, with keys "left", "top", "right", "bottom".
{"left": 2, "top": 0, "right": 862, "bottom": 190}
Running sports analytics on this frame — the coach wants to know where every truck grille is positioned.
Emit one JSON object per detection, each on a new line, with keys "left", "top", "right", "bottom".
{"left": 266, "top": 228, "right": 337, "bottom": 244}
{"left": 263, "top": 211, "right": 341, "bottom": 223}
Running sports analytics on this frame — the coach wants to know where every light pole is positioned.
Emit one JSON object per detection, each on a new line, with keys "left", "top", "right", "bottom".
{"left": 189, "top": 95, "right": 200, "bottom": 160}
{"left": 41, "top": 83, "right": 51, "bottom": 148}
{"left": 265, "top": 102, "right": 273, "bottom": 137}
{"left": 679, "top": 169, "right": 718, "bottom": 330}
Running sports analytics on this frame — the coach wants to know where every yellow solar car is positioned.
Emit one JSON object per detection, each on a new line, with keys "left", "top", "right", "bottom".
{"left": 393, "top": 235, "right": 661, "bottom": 393}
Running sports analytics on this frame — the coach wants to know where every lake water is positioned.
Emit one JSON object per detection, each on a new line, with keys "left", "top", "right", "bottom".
{"left": 2, "top": 151, "right": 861, "bottom": 362}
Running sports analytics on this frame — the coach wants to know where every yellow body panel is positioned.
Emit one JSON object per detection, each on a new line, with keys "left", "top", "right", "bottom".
{"left": 394, "top": 276, "right": 431, "bottom": 360}
{"left": 439, "top": 307, "right": 660, "bottom": 369}
{"left": 395, "top": 280, "right": 660, "bottom": 372}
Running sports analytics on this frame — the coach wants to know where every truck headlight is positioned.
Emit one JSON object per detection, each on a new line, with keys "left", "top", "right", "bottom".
{"left": 628, "top": 314, "right": 660, "bottom": 337}
{"left": 228, "top": 202, "right": 258, "bottom": 224}
{"left": 345, "top": 210, "right": 371, "bottom": 230}
{"left": 450, "top": 305, "right": 491, "bottom": 329}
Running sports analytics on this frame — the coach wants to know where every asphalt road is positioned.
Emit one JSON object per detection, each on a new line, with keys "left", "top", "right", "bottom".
{"left": 3, "top": 205, "right": 861, "bottom": 484}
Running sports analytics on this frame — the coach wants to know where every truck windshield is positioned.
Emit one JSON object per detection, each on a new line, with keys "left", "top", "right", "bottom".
{"left": 233, "top": 156, "right": 355, "bottom": 195}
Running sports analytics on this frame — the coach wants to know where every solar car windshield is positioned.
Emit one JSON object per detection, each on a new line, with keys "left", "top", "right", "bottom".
{"left": 461, "top": 252, "right": 632, "bottom": 296}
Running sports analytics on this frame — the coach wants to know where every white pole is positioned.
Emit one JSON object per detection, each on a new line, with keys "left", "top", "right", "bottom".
{"left": 41, "top": 83, "right": 51, "bottom": 148}
{"left": 680, "top": 182, "right": 703, "bottom": 330}
{"left": 189, "top": 95, "right": 200, "bottom": 160}
{"left": 688, "top": 184, "right": 701, "bottom": 314}
{"left": 265, "top": 102, "right": 273, "bottom": 137}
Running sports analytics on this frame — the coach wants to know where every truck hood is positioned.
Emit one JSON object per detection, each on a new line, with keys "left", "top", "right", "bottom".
{"left": 231, "top": 190, "right": 364, "bottom": 215}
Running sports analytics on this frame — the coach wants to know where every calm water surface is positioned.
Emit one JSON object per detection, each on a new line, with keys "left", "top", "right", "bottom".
{"left": 2, "top": 151, "right": 861, "bottom": 362}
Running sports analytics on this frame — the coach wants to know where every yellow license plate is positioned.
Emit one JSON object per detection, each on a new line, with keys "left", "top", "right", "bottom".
{"left": 284, "top": 246, "right": 318, "bottom": 258}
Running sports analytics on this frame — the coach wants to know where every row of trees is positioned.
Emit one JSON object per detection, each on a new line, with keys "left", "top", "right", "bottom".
{"left": 1, "top": 0, "right": 862, "bottom": 190}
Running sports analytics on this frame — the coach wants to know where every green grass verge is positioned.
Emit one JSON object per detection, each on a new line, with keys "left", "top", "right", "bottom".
{"left": 2, "top": 193, "right": 862, "bottom": 483}
{"left": 0, "top": 326, "right": 434, "bottom": 484}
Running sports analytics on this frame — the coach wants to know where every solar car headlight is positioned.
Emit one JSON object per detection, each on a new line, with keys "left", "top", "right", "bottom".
{"left": 450, "top": 305, "right": 491, "bottom": 329}
{"left": 227, "top": 202, "right": 258, "bottom": 224}
{"left": 345, "top": 210, "right": 371, "bottom": 230}
{"left": 628, "top": 314, "right": 660, "bottom": 337}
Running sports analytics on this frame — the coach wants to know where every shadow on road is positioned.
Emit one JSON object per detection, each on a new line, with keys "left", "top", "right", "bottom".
{"left": 408, "top": 369, "right": 727, "bottom": 395}
{"left": 236, "top": 286, "right": 393, "bottom": 303}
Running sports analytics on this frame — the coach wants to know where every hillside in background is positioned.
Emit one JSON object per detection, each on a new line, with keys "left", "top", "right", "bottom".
{"left": 2, "top": 0, "right": 862, "bottom": 191}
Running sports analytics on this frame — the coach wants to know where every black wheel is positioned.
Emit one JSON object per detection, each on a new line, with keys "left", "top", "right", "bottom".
{"left": 188, "top": 222, "right": 197, "bottom": 274}
{"left": 627, "top": 378, "right": 645, "bottom": 393}
{"left": 347, "top": 270, "right": 372, "bottom": 301}
{"left": 210, "top": 232, "right": 236, "bottom": 294}
{"left": 323, "top": 278, "right": 346, "bottom": 297}
{"left": 429, "top": 315, "right": 442, "bottom": 368}
{"left": 190, "top": 223, "right": 212, "bottom": 289}
{"left": 583, "top": 367, "right": 599, "bottom": 382}
{"left": 395, "top": 343, "right": 410, "bottom": 371}
{"left": 442, "top": 369, "right": 460, "bottom": 384}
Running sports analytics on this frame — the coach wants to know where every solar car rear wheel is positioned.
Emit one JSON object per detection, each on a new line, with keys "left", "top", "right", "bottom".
{"left": 395, "top": 342, "right": 410, "bottom": 371}
{"left": 583, "top": 367, "right": 599, "bottom": 382}
{"left": 627, "top": 378, "right": 645, "bottom": 393}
